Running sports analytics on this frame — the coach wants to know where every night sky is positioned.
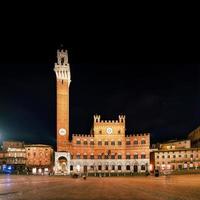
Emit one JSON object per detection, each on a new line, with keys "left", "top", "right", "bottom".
{"left": 0, "top": 7, "right": 200, "bottom": 149}
{"left": 0, "top": 47, "right": 200, "bottom": 148}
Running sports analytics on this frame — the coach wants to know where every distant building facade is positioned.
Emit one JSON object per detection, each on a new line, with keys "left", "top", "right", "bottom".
{"left": 0, "top": 141, "right": 53, "bottom": 174}
{"left": 188, "top": 126, "right": 200, "bottom": 147}
{"left": 0, "top": 141, "right": 26, "bottom": 173}
{"left": 54, "top": 49, "right": 150, "bottom": 175}
{"left": 151, "top": 139, "right": 200, "bottom": 172}
{"left": 25, "top": 144, "right": 54, "bottom": 174}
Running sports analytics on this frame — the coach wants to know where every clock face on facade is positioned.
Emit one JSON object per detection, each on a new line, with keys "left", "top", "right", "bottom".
{"left": 106, "top": 127, "right": 113, "bottom": 134}
{"left": 59, "top": 128, "right": 66, "bottom": 136}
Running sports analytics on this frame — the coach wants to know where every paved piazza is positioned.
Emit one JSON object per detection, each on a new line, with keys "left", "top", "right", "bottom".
{"left": 0, "top": 175, "right": 200, "bottom": 200}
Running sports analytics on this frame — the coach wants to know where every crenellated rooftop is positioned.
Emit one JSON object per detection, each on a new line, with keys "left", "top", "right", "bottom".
{"left": 93, "top": 115, "right": 126, "bottom": 124}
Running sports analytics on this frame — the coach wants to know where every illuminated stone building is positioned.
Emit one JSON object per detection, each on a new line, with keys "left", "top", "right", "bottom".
{"left": 0, "top": 141, "right": 26, "bottom": 172}
{"left": 151, "top": 139, "right": 200, "bottom": 172}
{"left": 54, "top": 49, "right": 150, "bottom": 175}
{"left": 0, "top": 141, "right": 53, "bottom": 174}
{"left": 188, "top": 126, "right": 200, "bottom": 147}
{"left": 25, "top": 144, "right": 54, "bottom": 174}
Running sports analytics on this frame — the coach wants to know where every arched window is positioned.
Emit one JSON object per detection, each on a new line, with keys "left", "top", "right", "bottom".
{"left": 126, "top": 154, "right": 130, "bottom": 159}
{"left": 76, "top": 140, "right": 81, "bottom": 145}
{"left": 83, "top": 140, "right": 88, "bottom": 145}
{"left": 134, "top": 153, "right": 138, "bottom": 159}
{"left": 76, "top": 153, "right": 81, "bottom": 159}
{"left": 141, "top": 165, "right": 145, "bottom": 171}
{"left": 141, "top": 139, "right": 146, "bottom": 144}
{"left": 134, "top": 140, "right": 138, "bottom": 145}
{"left": 83, "top": 154, "right": 87, "bottom": 159}
{"left": 141, "top": 153, "right": 146, "bottom": 159}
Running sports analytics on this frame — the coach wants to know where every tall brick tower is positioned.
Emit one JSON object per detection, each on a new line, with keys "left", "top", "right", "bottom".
{"left": 54, "top": 49, "right": 71, "bottom": 152}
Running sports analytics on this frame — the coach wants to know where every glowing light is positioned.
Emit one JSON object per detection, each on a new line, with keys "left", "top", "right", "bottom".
{"left": 149, "top": 164, "right": 153, "bottom": 171}
{"left": 167, "top": 164, "right": 171, "bottom": 169}
{"left": 32, "top": 168, "right": 37, "bottom": 174}
{"left": 76, "top": 165, "right": 80, "bottom": 172}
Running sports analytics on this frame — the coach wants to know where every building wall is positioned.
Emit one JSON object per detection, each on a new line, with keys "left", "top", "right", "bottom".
{"left": 153, "top": 148, "right": 200, "bottom": 171}
{"left": 4, "top": 147, "right": 26, "bottom": 165}
{"left": 56, "top": 79, "right": 69, "bottom": 151}
{"left": 25, "top": 144, "right": 54, "bottom": 174}
{"left": 66, "top": 115, "right": 150, "bottom": 173}
{"left": 2, "top": 141, "right": 24, "bottom": 151}
{"left": 160, "top": 140, "right": 191, "bottom": 150}
{"left": 188, "top": 126, "right": 200, "bottom": 147}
